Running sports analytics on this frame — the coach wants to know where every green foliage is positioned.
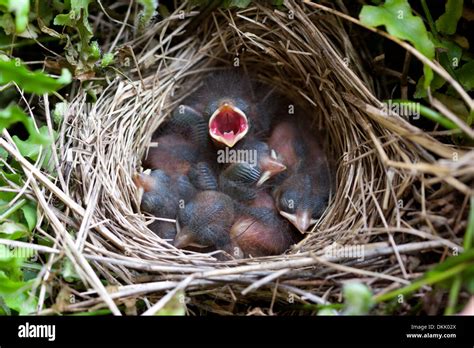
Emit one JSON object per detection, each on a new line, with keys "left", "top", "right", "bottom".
{"left": 457, "top": 60, "right": 474, "bottom": 92}
{"left": 464, "top": 196, "right": 474, "bottom": 250}
{"left": 359, "top": 0, "right": 435, "bottom": 88}
{"left": 342, "top": 283, "right": 374, "bottom": 315}
{"left": 0, "top": 58, "right": 71, "bottom": 94}
{"left": 0, "top": 104, "right": 51, "bottom": 145}
{"left": 137, "top": 0, "right": 158, "bottom": 29}
{"left": 360, "top": 0, "right": 473, "bottom": 144}
{"left": 0, "top": 245, "right": 38, "bottom": 314}
{"left": 100, "top": 52, "right": 115, "bottom": 68}
{"left": 436, "top": 0, "right": 463, "bottom": 35}
{"left": 156, "top": 291, "right": 187, "bottom": 316}
{"left": 223, "top": 0, "right": 251, "bottom": 8}
{"left": 387, "top": 99, "right": 459, "bottom": 130}
{"left": 0, "top": 0, "right": 29, "bottom": 33}
{"left": 61, "top": 258, "right": 81, "bottom": 283}
{"left": 53, "top": 0, "right": 99, "bottom": 74}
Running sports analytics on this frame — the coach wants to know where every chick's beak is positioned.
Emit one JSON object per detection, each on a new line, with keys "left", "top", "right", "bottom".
{"left": 209, "top": 103, "right": 249, "bottom": 148}
{"left": 174, "top": 220, "right": 210, "bottom": 249}
{"left": 279, "top": 209, "right": 317, "bottom": 234}
{"left": 257, "top": 150, "right": 287, "bottom": 186}
{"left": 174, "top": 220, "right": 193, "bottom": 248}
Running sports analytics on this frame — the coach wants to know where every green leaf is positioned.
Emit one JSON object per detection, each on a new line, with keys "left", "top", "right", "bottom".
{"left": 0, "top": 146, "right": 7, "bottom": 161}
{"left": 0, "top": 244, "right": 37, "bottom": 314}
{"left": 13, "top": 126, "right": 55, "bottom": 171}
{"left": 2, "top": 288, "right": 37, "bottom": 314}
{"left": 0, "top": 12, "right": 15, "bottom": 35}
{"left": 100, "top": 52, "right": 114, "bottom": 68}
{"left": 456, "top": 60, "right": 474, "bottom": 92}
{"left": 156, "top": 290, "right": 187, "bottom": 316}
{"left": 0, "top": 245, "right": 27, "bottom": 279}
{"left": 0, "top": 0, "right": 30, "bottom": 33}
{"left": 343, "top": 282, "right": 374, "bottom": 315}
{"left": 57, "top": 68, "right": 72, "bottom": 85}
{"left": 317, "top": 308, "right": 338, "bottom": 315}
{"left": 61, "top": 258, "right": 81, "bottom": 283}
{"left": 0, "top": 220, "right": 29, "bottom": 240}
{"left": 414, "top": 73, "right": 446, "bottom": 98}
{"left": 359, "top": 0, "right": 435, "bottom": 88}
{"left": 0, "top": 59, "right": 70, "bottom": 94}
{"left": 53, "top": 101, "right": 68, "bottom": 124}
{"left": 464, "top": 196, "right": 474, "bottom": 250}
{"left": 427, "top": 249, "right": 474, "bottom": 276}
{"left": 53, "top": 0, "right": 97, "bottom": 74}
{"left": 435, "top": 0, "right": 463, "bottom": 35}
{"left": 0, "top": 270, "right": 27, "bottom": 293}
{"left": 0, "top": 104, "right": 51, "bottom": 146}
{"left": 137, "top": 0, "right": 158, "bottom": 28}
{"left": 433, "top": 36, "right": 463, "bottom": 72}
{"left": 20, "top": 202, "right": 37, "bottom": 232}
{"left": 223, "top": 0, "right": 252, "bottom": 8}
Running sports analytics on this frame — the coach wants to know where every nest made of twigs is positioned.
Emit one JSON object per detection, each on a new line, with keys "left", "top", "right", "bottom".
{"left": 32, "top": 1, "right": 471, "bottom": 314}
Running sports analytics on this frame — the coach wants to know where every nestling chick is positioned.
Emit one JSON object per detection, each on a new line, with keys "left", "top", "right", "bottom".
{"left": 134, "top": 170, "right": 197, "bottom": 240}
{"left": 230, "top": 190, "right": 298, "bottom": 257}
{"left": 174, "top": 191, "right": 236, "bottom": 252}
{"left": 269, "top": 118, "right": 332, "bottom": 233}
{"left": 142, "top": 132, "right": 201, "bottom": 174}
{"left": 218, "top": 137, "right": 286, "bottom": 201}
{"left": 184, "top": 70, "right": 280, "bottom": 148}
{"left": 143, "top": 103, "right": 216, "bottom": 172}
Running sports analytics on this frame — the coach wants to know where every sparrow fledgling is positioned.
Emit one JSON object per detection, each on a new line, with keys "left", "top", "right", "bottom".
{"left": 269, "top": 117, "right": 332, "bottom": 233}
{"left": 174, "top": 191, "right": 236, "bottom": 252}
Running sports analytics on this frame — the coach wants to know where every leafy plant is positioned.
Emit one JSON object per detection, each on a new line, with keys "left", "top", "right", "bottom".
{"left": 0, "top": 245, "right": 37, "bottom": 314}
{"left": 0, "top": 0, "right": 30, "bottom": 33}
{"left": 360, "top": 0, "right": 435, "bottom": 88}
{"left": 342, "top": 283, "right": 374, "bottom": 315}
{"left": 360, "top": 0, "right": 473, "bottom": 139}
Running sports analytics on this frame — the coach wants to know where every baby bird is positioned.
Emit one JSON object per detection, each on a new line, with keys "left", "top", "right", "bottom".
{"left": 143, "top": 104, "right": 215, "bottom": 172}
{"left": 218, "top": 137, "right": 287, "bottom": 201}
{"left": 174, "top": 191, "right": 236, "bottom": 252}
{"left": 269, "top": 117, "right": 332, "bottom": 233}
{"left": 134, "top": 170, "right": 197, "bottom": 240}
{"left": 183, "top": 70, "right": 280, "bottom": 148}
{"left": 230, "top": 189, "right": 298, "bottom": 257}
{"left": 143, "top": 132, "right": 201, "bottom": 175}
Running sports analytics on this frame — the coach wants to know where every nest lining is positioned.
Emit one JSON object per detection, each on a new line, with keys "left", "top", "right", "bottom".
{"left": 53, "top": 1, "right": 470, "bottom": 313}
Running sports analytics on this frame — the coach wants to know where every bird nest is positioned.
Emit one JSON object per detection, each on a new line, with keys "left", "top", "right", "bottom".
{"left": 47, "top": 2, "right": 470, "bottom": 314}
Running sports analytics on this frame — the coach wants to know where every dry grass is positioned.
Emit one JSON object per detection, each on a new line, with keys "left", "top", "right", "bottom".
{"left": 1, "top": 0, "right": 472, "bottom": 315}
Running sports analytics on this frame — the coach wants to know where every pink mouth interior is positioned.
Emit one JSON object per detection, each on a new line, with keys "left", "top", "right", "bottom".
{"left": 210, "top": 108, "right": 248, "bottom": 140}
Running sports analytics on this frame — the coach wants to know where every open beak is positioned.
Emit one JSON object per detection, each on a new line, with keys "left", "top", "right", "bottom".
{"left": 208, "top": 103, "right": 249, "bottom": 148}
{"left": 256, "top": 150, "right": 287, "bottom": 186}
{"left": 279, "top": 209, "right": 318, "bottom": 234}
